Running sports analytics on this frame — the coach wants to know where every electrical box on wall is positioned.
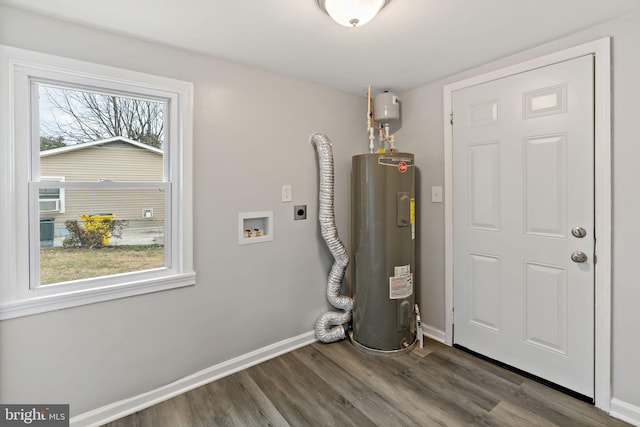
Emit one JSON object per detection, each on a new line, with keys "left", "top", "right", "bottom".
{"left": 294, "top": 205, "right": 307, "bottom": 220}
{"left": 238, "top": 211, "right": 273, "bottom": 244}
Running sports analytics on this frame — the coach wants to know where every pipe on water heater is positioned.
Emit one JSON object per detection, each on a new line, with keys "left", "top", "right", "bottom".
{"left": 310, "top": 133, "right": 353, "bottom": 343}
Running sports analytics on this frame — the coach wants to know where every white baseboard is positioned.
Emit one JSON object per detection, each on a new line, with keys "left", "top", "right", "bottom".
{"left": 70, "top": 331, "right": 317, "bottom": 427}
{"left": 610, "top": 398, "right": 640, "bottom": 426}
{"left": 423, "top": 324, "right": 446, "bottom": 344}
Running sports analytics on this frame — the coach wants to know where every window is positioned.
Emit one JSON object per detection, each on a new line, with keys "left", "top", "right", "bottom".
{"left": 0, "top": 45, "right": 195, "bottom": 319}
{"left": 39, "top": 177, "right": 65, "bottom": 213}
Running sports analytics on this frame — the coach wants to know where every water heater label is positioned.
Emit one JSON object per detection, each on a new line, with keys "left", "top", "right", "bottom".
{"left": 389, "top": 273, "right": 413, "bottom": 299}
{"left": 394, "top": 265, "right": 410, "bottom": 276}
{"left": 410, "top": 198, "right": 416, "bottom": 240}
{"left": 410, "top": 198, "right": 415, "bottom": 224}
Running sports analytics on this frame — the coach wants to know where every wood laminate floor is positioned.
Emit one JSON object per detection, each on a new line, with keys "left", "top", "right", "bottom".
{"left": 104, "top": 338, "right": 630, "bottom": 426}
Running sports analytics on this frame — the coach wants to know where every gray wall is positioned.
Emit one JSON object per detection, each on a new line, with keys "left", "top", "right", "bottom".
{"left": 399, "top": 11, "right": 640, "bottom": 410}
{"left": 2, "top": 2, "right": 639, "bottom": 418}
{"left": 0, "top": 5, "right": 365, "bottom": 415}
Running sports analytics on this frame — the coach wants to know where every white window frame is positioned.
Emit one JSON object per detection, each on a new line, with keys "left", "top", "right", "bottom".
{"left": 0, "top": 45, "right": 195, "bottom": 319}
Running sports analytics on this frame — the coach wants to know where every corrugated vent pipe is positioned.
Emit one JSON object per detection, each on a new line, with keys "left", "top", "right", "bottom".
{"left": 311, "top": 133, "right": 353, "bottom": 343}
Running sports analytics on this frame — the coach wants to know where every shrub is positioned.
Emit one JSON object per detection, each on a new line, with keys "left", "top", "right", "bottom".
{"left": 63, "top": 217, "right": 127, "bottom": 249}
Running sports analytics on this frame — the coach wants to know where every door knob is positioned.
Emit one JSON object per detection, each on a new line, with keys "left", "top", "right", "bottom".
{"left": 571, "top": 251, "right": 588, "bottom": 263}
{"left": 571, "top": 226, "right": 587, "bottom": 238}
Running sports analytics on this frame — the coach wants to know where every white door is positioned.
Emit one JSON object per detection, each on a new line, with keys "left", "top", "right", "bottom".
{"left": 452, "top": 55, "right": 595, "bottom": 399}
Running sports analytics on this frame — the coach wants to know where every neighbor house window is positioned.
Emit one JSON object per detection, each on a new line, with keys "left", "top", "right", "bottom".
{"left": 39, "top": 177, "right": 65, "bottom": 213}
{"left": 0, "top": 45, "right": 195, "bottom": 319}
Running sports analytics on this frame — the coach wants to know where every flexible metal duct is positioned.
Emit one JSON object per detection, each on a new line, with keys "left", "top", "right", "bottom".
{"left": 311, "top": 133, "right": 353, "bottom": 343}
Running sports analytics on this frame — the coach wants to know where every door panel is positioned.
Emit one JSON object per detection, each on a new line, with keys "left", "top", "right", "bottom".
{"left": 524, "top": 134, "right": 567, "bottom": 236}
{"left": 468, "top": 141, "right": 501, "bottom": 231}
{"left": 452, "top": 55, "right": 595, "bottom": 398}
{"left": 523, "top": 261, "right": 568, "bottom": 355}
{"left": 468, "top": 252, "right": 500, "bottom": 331}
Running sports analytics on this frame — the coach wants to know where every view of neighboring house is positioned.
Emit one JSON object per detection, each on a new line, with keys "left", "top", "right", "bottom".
{"left": 39, "top": 136, "right": 164, "bottom": 244}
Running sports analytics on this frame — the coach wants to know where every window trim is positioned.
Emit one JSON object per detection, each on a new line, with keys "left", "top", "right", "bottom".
{"left": 0, "top": 45, "right": 195, "bottom": 320}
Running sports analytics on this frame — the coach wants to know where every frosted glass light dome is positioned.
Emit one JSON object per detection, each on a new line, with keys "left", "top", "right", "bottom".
{"left": 318, "top": 0, "right": 390, "bottom": 27}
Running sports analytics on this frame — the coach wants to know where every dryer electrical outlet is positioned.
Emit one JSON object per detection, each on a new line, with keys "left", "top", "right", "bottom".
{"left": 294, "top": 205, "right": 307, "bottom": 220}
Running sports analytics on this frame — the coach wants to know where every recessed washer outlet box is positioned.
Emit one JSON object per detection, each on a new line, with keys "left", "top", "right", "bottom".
{"left": 294, "top": 205, "right": 307, "bottom": 220}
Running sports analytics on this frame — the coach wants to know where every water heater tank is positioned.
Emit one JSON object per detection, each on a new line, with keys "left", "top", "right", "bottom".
{"left": 351, "top": 152, "right": 416, "bottom": 354}
{"left": 373, "top": 91, "right": 400, "bottom": 123}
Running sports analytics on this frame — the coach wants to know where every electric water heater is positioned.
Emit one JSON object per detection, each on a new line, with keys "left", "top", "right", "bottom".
{"left": 351, "top": 152, "right": 416, "bottom": 354}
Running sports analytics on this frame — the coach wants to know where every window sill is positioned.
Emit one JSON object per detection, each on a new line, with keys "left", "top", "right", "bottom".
{"left": 0, "top": 272, "right": 196, "bottom": 320}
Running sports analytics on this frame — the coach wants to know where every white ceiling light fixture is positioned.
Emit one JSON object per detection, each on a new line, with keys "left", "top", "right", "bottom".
{"left": 317, "top": 0, "right": 391, "bottom": 27}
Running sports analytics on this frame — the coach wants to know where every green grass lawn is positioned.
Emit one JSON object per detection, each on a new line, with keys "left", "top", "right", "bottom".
{"left": 40, "top": 245, "right": 165, "bottom": 285}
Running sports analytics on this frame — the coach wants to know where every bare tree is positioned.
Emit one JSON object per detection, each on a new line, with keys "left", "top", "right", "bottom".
{"left": 40, "top": 86, "right": 165, "bottom": 149}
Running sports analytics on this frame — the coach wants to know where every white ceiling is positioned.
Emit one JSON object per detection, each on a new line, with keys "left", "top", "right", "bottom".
{"left": 3, "top": 0, "right": 640, "bottom": 95}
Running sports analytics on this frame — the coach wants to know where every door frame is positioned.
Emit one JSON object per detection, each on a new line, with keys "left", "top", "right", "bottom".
{"left": 443, "top": 38, "right": 611, "bottom": 410}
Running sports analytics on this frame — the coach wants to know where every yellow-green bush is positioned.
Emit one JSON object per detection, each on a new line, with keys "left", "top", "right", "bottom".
{"left": 80, "top": 214, "right": 114, "bottom": 245}
{"left": 63, "top": 215, "right": 126, "bottom": 248}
